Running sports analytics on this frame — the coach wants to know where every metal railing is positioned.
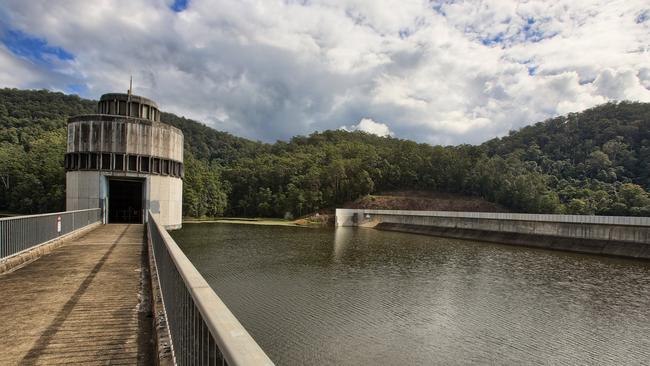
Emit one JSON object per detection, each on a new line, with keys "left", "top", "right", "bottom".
{"left": 0, "top": 208, "right": 102, "bottom": 261}
{"left": 147, "top": 211, "right": 274, "bottom": 366}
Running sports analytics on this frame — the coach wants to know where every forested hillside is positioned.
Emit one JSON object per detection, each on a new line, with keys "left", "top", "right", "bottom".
{"left": 0, "top": 89, "right": 95, "bottom": 212}
{"left": 1, "top": 88, "right": 649, "bottom": 217}
{"left": 484, "top": 102, "right": 650, "bottom": 215}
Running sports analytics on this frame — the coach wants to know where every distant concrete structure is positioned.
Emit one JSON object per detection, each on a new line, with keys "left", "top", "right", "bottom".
{"left": 336, "top": 209, "right": 650, "bottom": 259}
{"left": 65, "top": 91, "right": 184, "bottom": 229}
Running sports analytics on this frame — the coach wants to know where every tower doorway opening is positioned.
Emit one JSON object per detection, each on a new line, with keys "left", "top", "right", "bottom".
{"left": 108, "top": 179, "right": 143, "bottom": 224}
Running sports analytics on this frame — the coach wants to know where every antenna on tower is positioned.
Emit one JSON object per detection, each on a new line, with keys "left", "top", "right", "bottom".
{"left": 127, "top": 75, "right": 133, "bottom": 100}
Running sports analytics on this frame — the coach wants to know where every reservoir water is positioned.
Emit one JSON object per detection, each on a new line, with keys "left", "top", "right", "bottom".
{"left": 171, "top": 223, "right": 650, "bottom": 365}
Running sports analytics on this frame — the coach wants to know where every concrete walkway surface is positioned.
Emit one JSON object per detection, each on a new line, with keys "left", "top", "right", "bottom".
{"left": 0, "top": 224, "right": 152, "bottom": 365}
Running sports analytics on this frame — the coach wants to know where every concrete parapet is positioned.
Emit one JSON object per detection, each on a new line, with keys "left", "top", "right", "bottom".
{"left": 335, "top": 209, "right": 650, "bottom": 259}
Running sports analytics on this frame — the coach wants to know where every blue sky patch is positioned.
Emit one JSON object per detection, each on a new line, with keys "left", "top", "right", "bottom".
{"left": 64, "top": 83, "right": 88, "bottom": 96}
{"left": 2, "top": 29, "right": 74, "bottom": 65}
{"left": 431, "top": 0, "right": 454, "bottom": 17}
{"left": 481, "top": 33, "right": 504, "bottom": 46}
{"left": 521, "top": 17, "right": 557, "bottom": 43}
{"left": 579, "top": 77, "right": 596, "bottom": 85}
{"left": 170, "top": 0, "right": 189, "bottom": 12}
{"left": 431, "top": 4, "right": 446, "bottom": 16}
{"left": 479, "top": 17, "right": 556, "bottom": 47}
{"left": 522, "top": 17, "right": 543, "bottom": 42}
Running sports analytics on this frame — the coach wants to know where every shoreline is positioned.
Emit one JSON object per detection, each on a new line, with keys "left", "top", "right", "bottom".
{"left": 182, "top": 218, "right": 317, "bottom": 227}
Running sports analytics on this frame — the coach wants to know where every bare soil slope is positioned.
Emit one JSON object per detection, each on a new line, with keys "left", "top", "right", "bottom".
{"left": 344, "top": 191, "right": 509, "bottom": 212}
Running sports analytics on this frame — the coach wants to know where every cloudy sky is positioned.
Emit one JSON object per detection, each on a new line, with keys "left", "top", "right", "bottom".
{"left": 1, "top": 0, "right": 649, "bottom": 144}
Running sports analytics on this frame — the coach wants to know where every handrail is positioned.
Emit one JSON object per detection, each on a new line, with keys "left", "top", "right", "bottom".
{"left": 147, "top": 211, "right": 274, "bottom": 366}
{"left": 0, "top": 208, "right": 102, "bottom": 261}
{"left": 0, "top": 208, "right": 100, "bottom": 222}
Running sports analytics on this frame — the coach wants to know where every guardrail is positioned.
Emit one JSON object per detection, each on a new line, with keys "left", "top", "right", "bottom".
{"left": 0, "top": 208, "right": 102, "bottom": 261}
{"left": 147, "top": 211, "right": 274, "bottom": 366}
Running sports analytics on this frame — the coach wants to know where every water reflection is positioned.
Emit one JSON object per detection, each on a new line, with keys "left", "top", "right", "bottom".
{"left": 172, "top": 223, "right": 650, "bottom": 366}
{"left": 332, "top": 227, "right": 352, "bottom": 262}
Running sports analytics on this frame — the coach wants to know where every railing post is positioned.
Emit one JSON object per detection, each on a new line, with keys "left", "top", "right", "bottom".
{"left": 0, "top": 221, "right": 4, "bottom": 259}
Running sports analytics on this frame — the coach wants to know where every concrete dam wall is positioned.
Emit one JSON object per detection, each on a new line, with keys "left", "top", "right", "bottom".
{"left": 335, "top": 209, "right": 650, "bottom": 259}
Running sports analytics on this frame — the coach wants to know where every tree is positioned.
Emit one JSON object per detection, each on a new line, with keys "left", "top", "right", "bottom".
{"left": 567, "top": 199, "right": 591, "bottom": 215}
{"left": 619, "top": 183, "right": 650, "bottom": 208}
{"left": 182, "top": 152, "right": 228, "bottom": 218}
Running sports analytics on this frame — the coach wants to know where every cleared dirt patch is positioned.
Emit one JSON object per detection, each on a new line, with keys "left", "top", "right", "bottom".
{"left": 344, "top": 191, "right": 509, "bottom": 212}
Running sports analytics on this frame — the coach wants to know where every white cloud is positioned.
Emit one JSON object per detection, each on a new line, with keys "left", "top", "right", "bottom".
{"left": 341, "top": 118, "right": 393, "bottom": 137}
{"left": 0, "top": 45, "right": 39, "bottom": 87}
{"left": 593, "top": 68, "right": 650, "bottom": 101}
{"left": 0, "top": 0, "right": 648, "bottom": 144}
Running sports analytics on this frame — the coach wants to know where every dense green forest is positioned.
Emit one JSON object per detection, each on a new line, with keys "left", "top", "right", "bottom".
{"left": 1, "top": 88, "right": 649, "bottom": 217}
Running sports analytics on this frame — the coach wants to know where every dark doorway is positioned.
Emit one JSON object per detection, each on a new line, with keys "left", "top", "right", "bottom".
{"left": 108, "top": 179, "right": 143, "bottom": 223}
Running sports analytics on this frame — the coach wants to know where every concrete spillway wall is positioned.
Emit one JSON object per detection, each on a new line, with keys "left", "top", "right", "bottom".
{"left": 335, "top": 209, "right": 650, "bottom": 259}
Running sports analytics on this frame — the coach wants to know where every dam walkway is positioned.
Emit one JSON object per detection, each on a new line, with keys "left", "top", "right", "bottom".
{"left": 0, "top": 224, "right": 151, "bottom": 365}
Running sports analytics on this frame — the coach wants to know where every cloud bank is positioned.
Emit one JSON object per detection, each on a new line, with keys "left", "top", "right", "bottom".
{"left": 0, "top": 0, "right": 648, "bottom": 144}
{"left": 341, "top": 118, "right": 394, "bottom": 137}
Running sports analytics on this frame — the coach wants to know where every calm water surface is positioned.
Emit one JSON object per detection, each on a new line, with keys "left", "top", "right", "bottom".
{"left": 172, "top": 223, "right": 650, "bottom": 365}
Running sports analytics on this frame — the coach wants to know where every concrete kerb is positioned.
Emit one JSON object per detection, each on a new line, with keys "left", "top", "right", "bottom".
{"left": 0, "top": 222, "right": 102, "bottom": 275}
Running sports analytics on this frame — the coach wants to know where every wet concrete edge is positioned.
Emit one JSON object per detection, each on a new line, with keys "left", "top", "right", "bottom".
{"left": 376, "top": 223, "right": 650, "bottom": 260}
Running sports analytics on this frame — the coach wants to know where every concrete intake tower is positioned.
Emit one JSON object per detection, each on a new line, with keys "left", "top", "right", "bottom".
{"left": 65, "top": 92, "right": 184, "bottom": 229}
